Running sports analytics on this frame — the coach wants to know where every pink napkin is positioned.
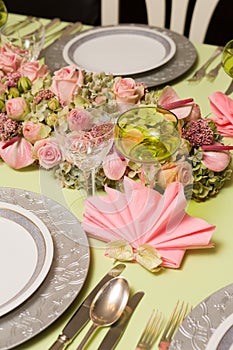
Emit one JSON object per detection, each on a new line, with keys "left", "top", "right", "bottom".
{"left": 82, "top": 178, "right": 215, "bottom": 271}
{"left": 209, "top": 91, "right": 233, "bottom": 137}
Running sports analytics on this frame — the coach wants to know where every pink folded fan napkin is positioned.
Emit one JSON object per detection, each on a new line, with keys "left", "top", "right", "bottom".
{"left": 82, "top": 177, "right": 215, "bottom": 272}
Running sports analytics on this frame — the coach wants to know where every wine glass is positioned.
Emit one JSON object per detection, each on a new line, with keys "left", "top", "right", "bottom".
{"left": 114, "top": 106, "right": 181, "bottom": 188}
{"left": 54, "top": 107, "right": 115, "bottom": 197}
{"left": 222, "top": 39, "right": 233, "bottom": 78}
{"left": 0, "top": 1, "right": 8, "bottom": 30}
{"left": 1, "top": 17, "right": 45, "bottom": 61}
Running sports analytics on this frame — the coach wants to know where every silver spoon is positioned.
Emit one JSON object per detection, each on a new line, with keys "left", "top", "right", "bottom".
{"left": 76, "top": 276, "right": 130, "bottom": 350}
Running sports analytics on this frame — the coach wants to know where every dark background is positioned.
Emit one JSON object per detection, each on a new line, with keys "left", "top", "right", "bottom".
{"left": 4, "top": 0, "right": 232, "bottom": 47}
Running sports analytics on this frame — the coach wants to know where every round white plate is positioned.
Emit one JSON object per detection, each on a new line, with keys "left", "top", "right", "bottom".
{"left": 169, "top": 283, "right": 233, "bottom": 350}
{"left": 62, "top": 25, "right": 176, "bottom": 75}
{"left": 0, "top": 202, "right": 54, "bottom": 316}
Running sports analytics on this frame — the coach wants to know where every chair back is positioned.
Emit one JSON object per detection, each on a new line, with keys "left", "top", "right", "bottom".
{"left": 101, "top": 0, "right": 220, "bottom": 43}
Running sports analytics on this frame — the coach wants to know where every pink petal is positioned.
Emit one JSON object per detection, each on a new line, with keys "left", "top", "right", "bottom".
{"left": 202, "top": 149, "right": 231, "bottom": 172}
{"left": 208, "top": 92, "right": 233, "bottom": 137}
{"left": 103, "top": 151, "right": 127, "bottom": 180}
{"left": 158, "top": 86, "right": 193, "bottom": 119}
{"left": 0, "top": 138, "right": 34, "bottom": 169}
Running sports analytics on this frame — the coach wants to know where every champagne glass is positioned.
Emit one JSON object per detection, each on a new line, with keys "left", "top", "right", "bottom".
{"left": 0, "top": 1, "right": 7, "bottom": 30}
{"left": 222, "top": 39, "right": 233, "bottom": 78}
{"left": 1, "top": 17, "right": 45, "bottom": 61}
{"left": 114, "top": 106, "right": 181, "bottom": 188}
{"left": 54, "top": 107, "right": 115, "bottom": 197}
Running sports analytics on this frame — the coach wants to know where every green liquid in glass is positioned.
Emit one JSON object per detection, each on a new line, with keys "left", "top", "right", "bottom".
{"left": 114, "top": 107, "right": 180, "bottom": 164}
{"left": 0, "top": 1, "right": 7, "bottom": 28}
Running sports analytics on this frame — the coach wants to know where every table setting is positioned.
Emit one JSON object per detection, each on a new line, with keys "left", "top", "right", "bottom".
{"left": 0, "top": 8, "right": 233, "bottom": 350}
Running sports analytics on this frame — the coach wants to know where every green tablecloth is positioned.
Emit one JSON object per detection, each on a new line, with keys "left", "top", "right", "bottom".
{"left": 1, "top": 13, "right": 233, "bottom": 350}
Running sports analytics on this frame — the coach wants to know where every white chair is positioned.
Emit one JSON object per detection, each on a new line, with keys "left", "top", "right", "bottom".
{"left": 100, "top": 0, "right": 220, "bottom": 43}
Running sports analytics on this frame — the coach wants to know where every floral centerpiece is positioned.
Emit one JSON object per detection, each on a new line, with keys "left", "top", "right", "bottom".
{"left": 0, "top": 48, "right": 232, "bottom": 201}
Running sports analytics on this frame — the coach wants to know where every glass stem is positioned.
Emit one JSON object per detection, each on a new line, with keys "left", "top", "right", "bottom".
{"left": 83, "top": 168, "right": 96, "bottom": 197}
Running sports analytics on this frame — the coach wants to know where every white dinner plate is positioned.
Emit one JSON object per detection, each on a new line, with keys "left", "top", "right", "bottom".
{"left": 0, "top": 202, "right": 54, "bottom": 316}
{"left": 169, "top": 282, "right": 233, "bottom": 349}
{"left": 62, "top": 25, "right": 176, "bottom": 75}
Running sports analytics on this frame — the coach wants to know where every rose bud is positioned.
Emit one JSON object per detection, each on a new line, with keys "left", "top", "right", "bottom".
{"left": 0, "top": 99, "right": 5, "bottom": 111}
{"left": 17, "top": 77, "right": 32, "bottom": 93}
{"left": 47, "top": 98, "right": 60, "bottom": 111}
{"left": 8, "top": 87, "right": 20, "bottom": 98}
{"left": 45, "top": 113, "right": 58, "bottom": 127}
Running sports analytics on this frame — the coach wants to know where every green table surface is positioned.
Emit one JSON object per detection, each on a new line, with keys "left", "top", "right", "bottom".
{"left": 1, "top": 13, "right": 233, "bottom": 350}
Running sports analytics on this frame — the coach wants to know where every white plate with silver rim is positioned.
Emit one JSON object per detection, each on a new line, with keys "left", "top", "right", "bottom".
{"left": 62, "top": 25, "right": 176, "bottom": 75}
{"left": 0, "top": 202, "right": 54, "bottom": 317}
{"left": 169, "top": 283, "right": 233, "bottom": 350}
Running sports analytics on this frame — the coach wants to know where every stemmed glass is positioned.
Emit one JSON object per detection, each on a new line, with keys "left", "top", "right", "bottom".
{"left": 0, "top": 1, "right": 7, "bottom": 30}
{"left": 0, "top": 17, "right": 45, "bottom": 61}
{"left": 114, "top": 106, "right": 181, "bottom": 188}
{"left": 222, "top": 39, "right": 233, "bottom": 78}
{"left": 222, "top": 39, "right": 233, "bottom": 95}
{"left": 54, "top": 107, "right": 115, "bottom": 197}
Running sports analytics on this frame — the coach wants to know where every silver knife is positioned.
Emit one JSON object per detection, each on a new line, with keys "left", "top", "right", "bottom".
{"left": 225, "top": 80, "right": 233, "bottom": 95}
{"left": 48, "top": 264, "right": 126, "bottom": 350}
{"left": 97, "top": 291, "right": 145, "bottom": 350}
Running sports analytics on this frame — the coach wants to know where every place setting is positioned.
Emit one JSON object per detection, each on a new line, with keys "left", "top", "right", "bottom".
{"left": 0, "top": 7, "right": 233, "bottom": 350}
{"left": 42, "top": 23, "right": 198, "bottom": 88}
{"left": 0, "top": 187, "right": 90, "bottom": 349}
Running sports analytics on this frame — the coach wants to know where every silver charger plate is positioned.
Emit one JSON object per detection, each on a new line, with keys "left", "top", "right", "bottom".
{"left": 62, "top": 25, "right": 176, "bottom": 75}
{"left": 0, "top": 187, "right": 90, "bottom": 350}
{"left": 43, "top": 24, "right": 197, "bottom": 88}
{"left": 170, "top": 283, "right": 233, "bottom": 349}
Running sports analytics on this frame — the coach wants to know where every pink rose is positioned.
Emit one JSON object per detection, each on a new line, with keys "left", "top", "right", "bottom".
{"left": 112, "top": 77, "right": 145, "bottom": 104}
{"left": 33, "top": 138, "right": 63, "bottom": 169}
{"left": 157, "top": 160, "right": 193, "bottom": 189}
{"left": 50, "top": 66, "right": 84, "bottom": 105}
{"left": 103, "top": 148, "right": 128, "bottom": 180}
{"left": 18, "top": 61, "right": 49, "bottom": 82}
{"left": 0, "top": 51, "right": 22, "bottom": 73}
{"left": 0, "top": 137, "right": 34, "bottom": 169}
{"left": 23, "top": 121, "right": 51, "bottom": 143}
{"left": 67, "top": 108, "right": 91, "bottom": 131}
{"left": 6, "top": 97, "right": 29, "bottom": 121}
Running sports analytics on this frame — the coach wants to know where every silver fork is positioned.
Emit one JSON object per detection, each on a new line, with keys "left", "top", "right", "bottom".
{"left": 187, "top": 46, "right": 223, "bottom": 82}
{"left": 158, "top": 301, "right": 191, "bottom": 350}
{"left": 206, "top": 62, "right": 222, "bottom": 80}
{"left": 135, "top": 309, "right": 163, "bottom": 350}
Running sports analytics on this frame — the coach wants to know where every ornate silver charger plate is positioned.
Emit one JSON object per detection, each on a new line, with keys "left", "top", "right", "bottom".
{"left": 0, "top": 187, "right": 90, "bottom": 350}
{"left": 170, "top": 283, "right": 233, "bottom": 350}
{"left": 43, "top": 24, "right": 197, "bottom": 88}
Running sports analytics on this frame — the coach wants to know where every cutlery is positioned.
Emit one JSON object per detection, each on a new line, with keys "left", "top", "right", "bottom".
{"left": 48, "top": 264, "right": 126, "bottom": 350}
{"left": 44, "top": 17, "right": 61, "bottom": 32}
{"left": 206, "top": 62, "right": 222, "bottom": 80}
{"left": 44, "top": 21, "right": 82, "bottom": 43}
{"left": 76, "top": 276, "right": 130, "bottom": 350}
{"left": 97, "top": 291, "right": 144, "bottom": 350}
{"left": 187, "top": 46, "right": 223, "bottom": 82}
{"left": 135, "top": 309, "right": 163, "bottom": 350}
{"left": 5, "top": 15, "right": 34, "bottom": 35}
{"left": 225, "top": 80, "right": 233, "bottom": 95}
{"left": 158, "top": 301, "right": 191, "bottom": 350}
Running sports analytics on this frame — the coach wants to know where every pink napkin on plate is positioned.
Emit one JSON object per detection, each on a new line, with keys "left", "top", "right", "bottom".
{"left": 82, "top": 177, "right": 215, "bottom": 272}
